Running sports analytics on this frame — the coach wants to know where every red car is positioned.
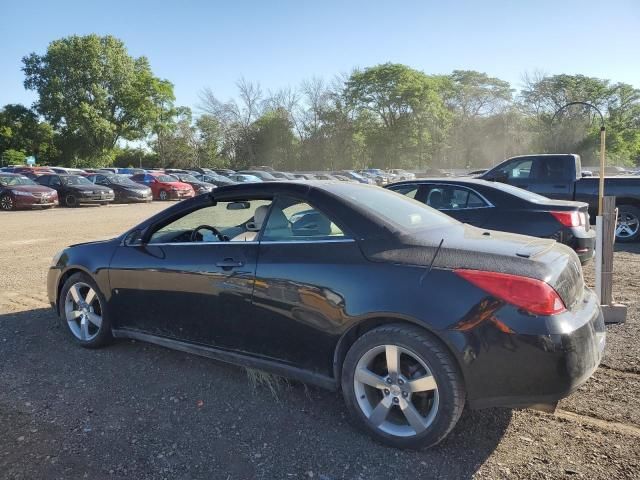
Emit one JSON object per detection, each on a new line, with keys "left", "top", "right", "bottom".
{"left": 130, "top": 172, "right": 195, "bottom": 201}
{"left": 0, "top": 173, "right": 59, "bottom": 210}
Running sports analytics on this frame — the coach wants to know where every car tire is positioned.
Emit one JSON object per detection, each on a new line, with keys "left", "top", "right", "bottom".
{"left": 0, "top": 193, "right": 15, "bottom": 211}
{"left": 159, "top": 189, "right": 169, "bottom": 201}
{"left": 65, "top": 194, "right": 78, "bottom": 208}
{"left": 341, "top": 323, "right": 465, "bottom": 450}
{"left": 616, "top": 204, "right": 640, "bottom": 243}
{"left": 59, "top": 272, "right": 112, "bottom": 348}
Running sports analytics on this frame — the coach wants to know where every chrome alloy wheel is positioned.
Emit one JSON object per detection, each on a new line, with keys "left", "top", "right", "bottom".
{"left": 64, "top": 282, "right": 103, "bottom": 341}
{"left": 616, "top": 210, "right": 640, "bottom": 239}
{"left": 354, "top": 344, "right": 439, "bottom": 437}
{"left": 0, "top": 195, "right": 14, "bottom": 210}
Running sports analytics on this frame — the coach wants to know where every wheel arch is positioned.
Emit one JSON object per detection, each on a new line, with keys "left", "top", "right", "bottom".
{"left": 332, "top": 316, "right": 463, "bottom": 390}
{"left": 55, "top": 266, "right": 94, "bottom": 315}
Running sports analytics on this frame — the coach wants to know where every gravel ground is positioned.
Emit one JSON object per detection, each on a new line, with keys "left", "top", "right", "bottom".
{"left": 1, "top": 204, "right": 639, "bottom": 479}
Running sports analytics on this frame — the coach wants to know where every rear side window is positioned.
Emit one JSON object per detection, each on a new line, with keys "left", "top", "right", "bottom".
{"left": 262, "top": 196, "right": 347, "bottom": 242}
{"left": 389, "top": 184, "right": 418, "bottom": 199}
{"left": 422, "top": 185, "right": 489, "bottom": 210}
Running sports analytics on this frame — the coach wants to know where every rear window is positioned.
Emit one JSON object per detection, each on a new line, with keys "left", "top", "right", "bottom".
{"left": 324, "top": 184, "right": 456, "bottom": 231}
{"left": 487, "top": 182, "right": 551, "bottom": 203}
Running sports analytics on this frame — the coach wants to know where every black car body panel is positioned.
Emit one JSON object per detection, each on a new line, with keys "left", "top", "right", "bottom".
{"left": 48, "top": 182, "right": 604, "bottom": 410}
{"left": 86, "top": 173, "right": 153, "bottom": 203}
{"left": 387, "top": 178, "right": 595, "bottom": 264}
{"left": 36, "top": 174, "right": 115, "bottom": 204}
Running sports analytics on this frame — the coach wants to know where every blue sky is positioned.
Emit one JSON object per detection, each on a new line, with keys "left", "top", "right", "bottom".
{"left": 1, "top": 0, "right": 638, "bottom": 111}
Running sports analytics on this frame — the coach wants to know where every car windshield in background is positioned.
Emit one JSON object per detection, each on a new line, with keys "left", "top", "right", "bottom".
{"left": 60, "top": 175, "right": 92, "bottom": 186}
{"left": 109, "top": 174, "right": 140, "bottom": 186}
{"left": 179, "top": 174, "right": 199, "bottom": 183}
{"left": 324, "top": 184, "right": 455, "bottom": 231}
{"left": 156, "top": 175, "right": 177, "bottom": 182}
{"left": 0, "top": 175, "right": 37, "bottom": 186}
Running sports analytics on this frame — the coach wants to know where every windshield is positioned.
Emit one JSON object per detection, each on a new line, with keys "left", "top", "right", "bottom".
{"left": 0, "top": 175, "right": 37, "bottom": 186}
{"left": 324, "top": 184, "right": 455, "bottom": 231}
{"left": 156, "top": 175, "right": 177, "bottom": 182}
{"left": 179, "top": 174, "right": 199, "bottom": 183}
{"left": 61, "top": 175, "right": 92, "bottom": 186}
{"left": 108, "top": 174, "right": 140, "bottom": 186}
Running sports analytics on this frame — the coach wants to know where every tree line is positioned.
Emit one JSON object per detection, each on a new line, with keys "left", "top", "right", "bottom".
{"left": 1, "top": 34, "right": 639, "bottom": 171}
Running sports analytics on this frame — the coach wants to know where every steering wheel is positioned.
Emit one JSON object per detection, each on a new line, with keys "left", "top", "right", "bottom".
{"left": 190, "top": 225, "right": 227, "bottom": 242}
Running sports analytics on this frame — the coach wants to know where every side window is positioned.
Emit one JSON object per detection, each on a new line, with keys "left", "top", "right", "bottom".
{"left": 148, "top": 200, "right": 272, "bottom": 244}
{"left": 49, "top": 176, "right": 61, "bottom": 187}
{"left": 95, "top": 175, "right": 108, "bottom": 185}
{"left": 36, "top": 176, "right": 50, "bottom": 186}
{"left": 390, "top": 184, "right": 418, "bottom": 199}
{"left": 496, "top": 159, "right": 532, "bottom": 180}
{"left": 426, "top": 186, "right": 488, "bottom": 210}
{"left": 262, "top": 196, "right": 347, "bottom": 242}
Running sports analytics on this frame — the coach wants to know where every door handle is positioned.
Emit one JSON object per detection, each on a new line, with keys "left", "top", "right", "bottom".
{"left": 216, "top": 258, "right": 244, "bottom": 269}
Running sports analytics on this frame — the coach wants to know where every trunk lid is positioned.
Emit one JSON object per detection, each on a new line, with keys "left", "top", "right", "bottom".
{"left": 364, "top": 223, "right": 584, "bottom": 309}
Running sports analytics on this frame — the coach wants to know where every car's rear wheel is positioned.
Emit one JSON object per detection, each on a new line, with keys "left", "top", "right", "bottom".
{"left": 158, "top": 189, "right": 169, "bottom": 201}
{"left": 59, "top": 273, "right": 112, "bottom": 348}
{"left": 65, "top": 194, "right": 78, "bottom": 208}
{"left": 342, "top": 324, "right": 465, "bottom": 449}
{"left": 0, "top": 194, "right": 15, "bottom": 211}
{"left": 616, "top": 205, "right": 640, "bottom": 243}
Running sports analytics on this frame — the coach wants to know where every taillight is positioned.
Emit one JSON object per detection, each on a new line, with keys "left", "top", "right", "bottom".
{"left": 550, "top": 210, "right": 581, "bottom": 227}
{"left": 454, "top": 269, "right": 566, "bottom": 316}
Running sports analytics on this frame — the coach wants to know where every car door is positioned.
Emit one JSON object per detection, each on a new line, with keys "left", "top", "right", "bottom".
{"left": 108, "top": 198, "right": 272, "bottom": 349}
{"left": 247, "top": 194, "right": 364, "bottom": 375}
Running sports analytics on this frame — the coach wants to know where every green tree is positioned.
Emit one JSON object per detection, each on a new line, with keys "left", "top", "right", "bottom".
{"left": 0, "top": 104, "right": 58, "bottom": 164}
{"left": 344, "top": 63, "right": 452, "bottom": 168}
{"left": 1, "top": 149, "right": 27, "bottom": 166}
{"left": 22, "top": 34, "right": 173, "bottom": 166}
{"left": 195, "top": 115, "right": 227, "bottom": 168}
{"left": 251, "top": 108, "right": 297, "bottom": 169}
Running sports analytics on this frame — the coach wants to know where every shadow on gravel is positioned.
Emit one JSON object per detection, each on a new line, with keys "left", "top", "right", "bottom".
{"left": 0, "top": 307, "right": 512, "bottom": 479}
{"left": 614, "top": 242, "right": 640, "bottom": 254}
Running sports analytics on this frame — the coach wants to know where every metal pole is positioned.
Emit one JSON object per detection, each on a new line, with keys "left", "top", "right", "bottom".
{"left": 598, "top": 126, "right": 606, "bottom": 215}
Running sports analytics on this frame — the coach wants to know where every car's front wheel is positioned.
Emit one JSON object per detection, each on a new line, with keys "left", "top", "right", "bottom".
{"left": 158, "top": 189, "right": 169, "bottom": 201}
{"left": 59, "top": 273, "right": 112, "bottom": 348}
{"left": 342, "top": 324, "right": 465, "bottom": 449}
{"left": 0, "top": 193, "right": 15, "bottom": 211}
{"left": 65, "top": 194, "right": 78, "bottom": 208}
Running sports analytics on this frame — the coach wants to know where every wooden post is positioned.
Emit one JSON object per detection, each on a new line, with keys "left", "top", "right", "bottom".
{"left": 600, "top": 197, "right": 615, "bottom": 305}
{"left": 600, "top": 195, "right": 627, "bottom": 323}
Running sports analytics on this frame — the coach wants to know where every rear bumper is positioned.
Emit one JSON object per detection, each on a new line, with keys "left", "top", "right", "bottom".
{"left": 566, "top": 227, "right": 596, "bottom": 265}
{"left": 458, "top": 288, "right": 605, "bottom": 410}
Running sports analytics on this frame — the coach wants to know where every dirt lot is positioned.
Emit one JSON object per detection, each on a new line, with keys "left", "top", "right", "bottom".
{"left": 1, "top": 204, "right": 639, "bottom": 479}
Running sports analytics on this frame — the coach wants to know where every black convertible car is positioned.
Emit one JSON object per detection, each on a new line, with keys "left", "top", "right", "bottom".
{"left": 47, "top": 182, "right": 605, "bottom": 449}
{"left": 387, "top": 179, "right": 595, "bottom": 265}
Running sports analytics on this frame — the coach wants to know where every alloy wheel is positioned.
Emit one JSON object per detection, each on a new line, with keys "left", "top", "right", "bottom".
{"left": 353, "top": 344, "right": 439, "bottom": 437}
{"left": 64, "top": 282, "right": 103, "bottom": 341}
{"left": 0, "top": 195, "right": 14, "bottom": 211}
{"left": 616, "top": 210, "right": 639, "bottom": 240}
{"left": 159, "top": 190, "right": 168, "bottom": 201}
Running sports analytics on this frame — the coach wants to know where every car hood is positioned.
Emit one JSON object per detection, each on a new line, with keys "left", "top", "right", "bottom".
{"left": 66, "top": 184, "right": 112, "bottom": 192}
{"left": 6, "top": 184, "right": 56, "bottom": 194}
{"left": 110, "top": 184, "right": 150, "bottom": 193}
{"left": 363, "top": 223, "right": 584, "bottom": 309}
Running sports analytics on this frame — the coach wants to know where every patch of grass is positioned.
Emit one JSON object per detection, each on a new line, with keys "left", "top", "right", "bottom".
{"left": 245, "top": 368, "right": 290, "bottom": 401}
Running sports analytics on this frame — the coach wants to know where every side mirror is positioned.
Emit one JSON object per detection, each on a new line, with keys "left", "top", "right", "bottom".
{"left": 124, "top": 229, "right": 144, "bottom": 246}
